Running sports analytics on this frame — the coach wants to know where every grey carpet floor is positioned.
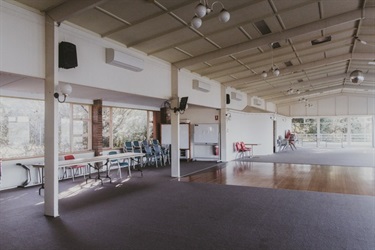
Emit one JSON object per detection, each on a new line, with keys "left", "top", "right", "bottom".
{"left": 1, "top": 161, "right": 374, "bottom": 250}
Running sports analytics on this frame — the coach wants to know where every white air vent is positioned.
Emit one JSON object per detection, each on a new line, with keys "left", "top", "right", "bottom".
{"left": 254, "top": 98, "right": 262, "bottom": 106}
{"left": 106, "top": 48, "right": 144, "bottom": 72}
{"left": 192, "top": 80, "right": 211, "bottom": 92}
{"left": 231, "top": 92, "right": 242, "bottom": 101}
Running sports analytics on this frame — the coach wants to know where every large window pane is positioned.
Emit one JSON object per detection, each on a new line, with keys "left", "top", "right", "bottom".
{"left": 72, "top": 104, "right": 90, "bottom": 151}
{"left": 59, "top": 103, "right": 71, "bottom": 153}
{"left": 0, "top": 97, "right": 44, "bottom": 158}
{"left": 102, "top": 107, "right": 110, "bottom": 148}
{"left": 112, "top": 108, "right": 148, "bottom": 148}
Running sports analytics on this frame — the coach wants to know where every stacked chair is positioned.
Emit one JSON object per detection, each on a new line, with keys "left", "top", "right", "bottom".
{"left": 123, "top": 139, "right": 171, "bottom": 168}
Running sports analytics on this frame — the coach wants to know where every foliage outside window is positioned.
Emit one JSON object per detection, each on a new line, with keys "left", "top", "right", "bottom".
{"left": 0, "top": 97, "right": 45, "bottom": 159}
{"left": 72, "top": 104, "right": 90, "bottom": 152}
{"left": 102, "top": 107, "right": 111, "bottom": 148}
{"left": 0, "top": 97, "right": 91, "bottom": 159}
{"left": 292, "top": 118, "right": 317, "bottom": 142}
{"left": 350, "top": 117, "right": 372, "bottom": 143}
{"left": 103, "top": 107, "right": 150, "bottom": 149}
{"left": 292, "top": 116, "right": 372, "bottom": 147}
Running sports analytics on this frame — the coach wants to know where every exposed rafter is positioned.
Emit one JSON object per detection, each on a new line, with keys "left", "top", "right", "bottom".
{"left": 173, "top": 8, "right": 374, "bottom": 69}
{"left": 46, "top": 0, "right": 109, "bottom": 25}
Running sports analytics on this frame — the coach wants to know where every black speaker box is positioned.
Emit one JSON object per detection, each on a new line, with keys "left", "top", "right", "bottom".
{"left": 226, "top": 94, "right": 230, "bottom": 104}
{"left": 59, "top": 42, "right": 78, "bottom": 69}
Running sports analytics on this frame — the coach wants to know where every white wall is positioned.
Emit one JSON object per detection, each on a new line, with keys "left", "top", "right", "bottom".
{"left": 178, "top": 70, "right": 221, "bottom": 109}
{"left": 226, "top": 111, "right": 274, "bottom": 161}
{"left": 0, "top": 1, "right": 45, "bottom": 77}
{"left": 58, "top": 25, "right": 172, "bottom": 100}
{"left": 278, "top": 95, "right": 375, "bottom": 116}
{"left": 226, "top": 87, "right": 247, "bottom": 110}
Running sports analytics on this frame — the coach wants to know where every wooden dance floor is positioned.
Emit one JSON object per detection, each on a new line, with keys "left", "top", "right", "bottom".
{"left": 179, "top": 161, "right": 375, "bottom": 196}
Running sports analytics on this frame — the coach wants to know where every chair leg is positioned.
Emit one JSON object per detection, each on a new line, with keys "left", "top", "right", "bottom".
{"left": 118, "top": 163, "right": 122, "bottom": 179}
{"left": 72, "top": 168, "right": 75, "bottom": 182}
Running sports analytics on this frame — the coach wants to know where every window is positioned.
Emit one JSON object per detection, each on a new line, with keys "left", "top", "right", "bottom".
{"left": 102, "top": 107, "right": 111, "bottom": 148}
{"left": 0, "top": 97, "right": 92, "bottom": 159}
{"left": 350, "top": 117, "right": 372, "bottom": 145}
{"left": 102, "top": 107, "right": 151, "bottom": 148}
{"left": 292, "top": 118, "right": 317, "bottom": 142}
{"left": 72, "top": 104, "right": 91, "bottom": 152}
{"left": 292, "top": 115, "right": 372, "bottom": 147}
{"left": 0, "top": 97, "right": 45, "bottom": 158}
{"left": 59, "top": 103, "right": 91, "bottom": 153}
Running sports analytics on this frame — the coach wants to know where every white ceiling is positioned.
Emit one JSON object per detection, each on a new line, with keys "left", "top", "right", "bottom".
{"left": 2, "top": 0, "right": 375, "bottom": 107}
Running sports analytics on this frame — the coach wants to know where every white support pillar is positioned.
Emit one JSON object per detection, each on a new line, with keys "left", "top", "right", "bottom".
{"left": 171, "top": 65, "right": 180, "bottom": 177}
{"left": 44, "top": 16, "right": 59, "bottom": 217}
{"left": 220, "top": 85, "right": 228, "bottom": 162}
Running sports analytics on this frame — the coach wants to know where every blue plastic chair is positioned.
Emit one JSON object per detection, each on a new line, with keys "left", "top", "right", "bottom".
{"left": 108, "top": 151, "right": 131, "bottom": 178}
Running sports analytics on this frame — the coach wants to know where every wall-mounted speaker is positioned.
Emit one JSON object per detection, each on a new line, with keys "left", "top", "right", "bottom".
{"left": 226, "top": 94, "right": 230, "bottom": 104}
{"left": 59, "top": 42, "right": 78, "bottom": 69}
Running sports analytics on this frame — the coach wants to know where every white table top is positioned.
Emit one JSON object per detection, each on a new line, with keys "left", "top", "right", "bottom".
{"left": 32, "top": 152, "right": 144, "bottom": 167}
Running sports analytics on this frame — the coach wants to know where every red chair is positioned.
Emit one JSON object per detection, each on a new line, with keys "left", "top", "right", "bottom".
{"left": 64, "top": 155, "right": 87, "bottom": 181}
{"left": 240, "top": 142, "right": 252, "bottom": 157}
{"left": 235, "top": 142, "right": 251, "bottom": 158}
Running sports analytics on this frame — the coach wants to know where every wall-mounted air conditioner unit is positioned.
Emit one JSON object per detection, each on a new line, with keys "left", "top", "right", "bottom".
{"left": 231, "top": 92, "right": 242, "bottom": 101}
{"left": 253, "top": 98, "right": 263, "bottom": 106}
{"left": 106, "top": 48, "right": 144, "bottom": 72}
{"left": 192, "top": 79, "right": 211, "bottom": 92}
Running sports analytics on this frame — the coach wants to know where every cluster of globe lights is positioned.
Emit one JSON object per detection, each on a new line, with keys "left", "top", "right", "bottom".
{"left": 191, "top": 1, "right": 230, "bottom": 29}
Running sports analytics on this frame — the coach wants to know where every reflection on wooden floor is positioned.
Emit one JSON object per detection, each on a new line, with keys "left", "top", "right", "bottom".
{"left": 179, "top": 161, "right": 375, "bottom": 196}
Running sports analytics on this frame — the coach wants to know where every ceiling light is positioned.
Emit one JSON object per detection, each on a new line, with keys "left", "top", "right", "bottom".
{"left": 349, "top": 70, "right": 364, "bottom": 84}
{"left": 286, "top": 88, "right": 300, "bottom": 95}
{"left": 191, "top": 16, "right": 202, "bottom": 29}
{"left": 195, "top": 3, "right": 207, "bottom": 18}
{"left": 355, "top": 37, "right": 375, "bottom": 47}
{"left": 191, "top": 1, "right": 230, "bottom": 29}
{"left": 261, "top": 42, "right": 281, "bottom": 78}
{"left": 311, "top": 36, "right": 332, "bottom": 45}
{"left": 54, "top": 83, "right": 72, "bottom": 103}
{"left": 218, "top": 9, "right": 230, "bottom": 23}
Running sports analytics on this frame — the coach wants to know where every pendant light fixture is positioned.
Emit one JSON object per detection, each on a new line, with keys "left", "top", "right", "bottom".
{"left": 191, "top": 1, "right": 230, "bottom": 29}
{"left": 261, "top": 42, "right": 280, "bottom": 78}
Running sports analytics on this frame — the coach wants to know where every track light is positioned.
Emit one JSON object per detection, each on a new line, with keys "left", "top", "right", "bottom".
{"left": 191, "top": 1, "right": 230, "bottom": 29}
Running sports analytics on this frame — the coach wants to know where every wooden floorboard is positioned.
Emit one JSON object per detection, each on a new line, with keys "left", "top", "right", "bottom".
{"left": 179, "top": 161, "right": 375, "bottom": 196}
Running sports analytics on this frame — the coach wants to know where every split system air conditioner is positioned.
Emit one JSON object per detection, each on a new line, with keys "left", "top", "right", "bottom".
{"left": 231, "top": 92, "right": 242, "bottom": 101}
{"left": 105, "top": 48, "right": 144, "bottom": 72}
{"left": 253, "top": 98, "right": 263, "bottom": 106}
{"left": 192, "top": 79, "right": 211, "bottom": 92}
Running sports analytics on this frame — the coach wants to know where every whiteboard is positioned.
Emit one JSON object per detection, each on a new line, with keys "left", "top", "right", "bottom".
{"left": 193, "top": 124, "right": 219, "bottom": 144}
{"left": 161, "top": 124, "right": 190, "bottom": 149}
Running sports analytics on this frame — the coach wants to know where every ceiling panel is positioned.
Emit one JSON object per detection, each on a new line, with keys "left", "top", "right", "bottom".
{"left": 4, "top": 0, "right": 374, "bottom": 106}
